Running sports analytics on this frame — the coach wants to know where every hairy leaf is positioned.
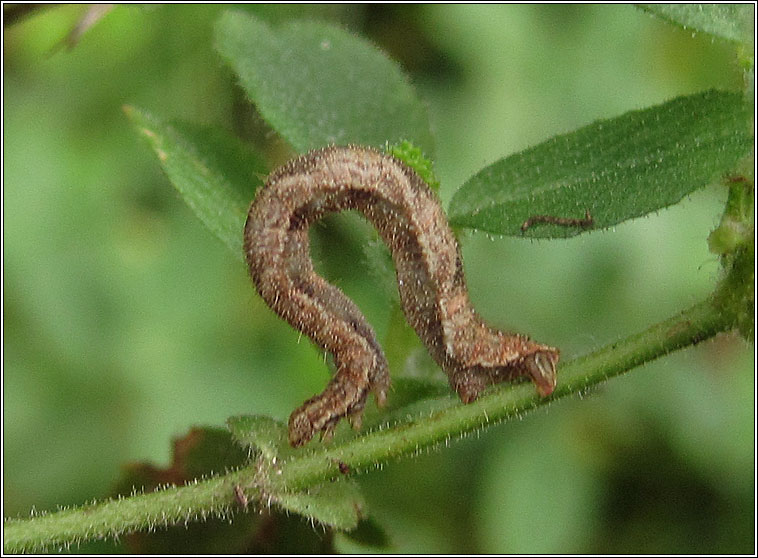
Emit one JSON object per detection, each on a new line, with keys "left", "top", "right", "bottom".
{"left": 448, "top": 90, "right": 752, "bottom": 238}
{"left": 638, "top": 3, "right": 755, "bottom": 45}
{"left": 214, "top": 10, "right": 434, "bottom": 155}
{"left": 125, "top": 105, "right": 265, "bottom": 257}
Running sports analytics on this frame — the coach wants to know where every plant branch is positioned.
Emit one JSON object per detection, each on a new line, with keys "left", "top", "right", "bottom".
{"left": 2, "top": 295, "right": 739, "bottom": 553}
{"left": 3, "top": 469, "right": 251, "bottom": 554}
{"left": 271, "top": 296, "right": 735, "bottom": 491}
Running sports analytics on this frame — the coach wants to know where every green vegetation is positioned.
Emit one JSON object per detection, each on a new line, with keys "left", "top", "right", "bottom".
{"left": 4, "top": 4, "right": 753, "bottom": 554}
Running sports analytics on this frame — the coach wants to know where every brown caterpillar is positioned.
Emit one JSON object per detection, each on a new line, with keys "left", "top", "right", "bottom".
{"left": 244, "top": 145, "right": 558, "bottom": 447}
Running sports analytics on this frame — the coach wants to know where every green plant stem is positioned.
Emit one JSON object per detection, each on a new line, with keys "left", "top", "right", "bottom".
{"left": 2, "top": 297, "right": 736, "bottom": 553}
{"left": 3, "top": 470, "right": 249, "bottom": 554}
{"left": 273, "top": 297, "right": 734, "bottom": 491}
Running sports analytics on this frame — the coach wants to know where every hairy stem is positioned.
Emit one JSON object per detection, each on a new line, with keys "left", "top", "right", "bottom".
{"left": 272, "top": 297, "right": 734, "bottom": 491}
{"left": 3, "top": 296, "right": 737, "bottom": 553}
{"left": 3, "top": 469, "right": 251, "bottom": 554}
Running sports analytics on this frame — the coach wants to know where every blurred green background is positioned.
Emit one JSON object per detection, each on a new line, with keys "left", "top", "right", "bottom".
{"left": 3, "top": 4, "right": 753, "bottom": 553}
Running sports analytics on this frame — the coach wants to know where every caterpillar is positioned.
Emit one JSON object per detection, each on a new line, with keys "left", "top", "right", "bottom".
{"left": 244, "top": 145, "right": 559, "bottom": 447}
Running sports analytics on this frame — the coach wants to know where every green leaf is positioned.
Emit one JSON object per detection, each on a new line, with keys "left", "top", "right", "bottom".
{"left": 638, "top": 3, "right": 755, "bottom": 45}
{"left": 227, "top": 415, "right": 296, "bottom": 461}
{"left": 214, "top": 10, "right": 434, "bottom": 156}
{"left": 124, "top": 105, "right": 265, "bottom": 257}
{"left": 273, "top": 479, "right": 366, "bottom": 531}
{"left": 448, "top": 90, "right": 752, "bottom": 238}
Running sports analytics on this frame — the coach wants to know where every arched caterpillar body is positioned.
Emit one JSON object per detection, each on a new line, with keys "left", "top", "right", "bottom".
{"left": 244, "top": 145, "right": 559, "bottom": 447}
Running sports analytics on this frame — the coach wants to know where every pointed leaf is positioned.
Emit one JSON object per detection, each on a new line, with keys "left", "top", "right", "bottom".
{"left": 639, "top": 4, "right": 755, "bottom": 45}
{"left": 214, "top": 10, "right": 434, "bottom": 155}
{"left": 448, "top": 90, "right": 752, "bottom": 238}
{"left": 125, "top": 105, "right": 265, "bottom": 257}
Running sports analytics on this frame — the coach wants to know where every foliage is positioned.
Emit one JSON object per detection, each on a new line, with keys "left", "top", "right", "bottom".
{"left": 214, "top": 11, "right": 435, "bottom": 155}
{"left": 3, "top": 4, "right": 753, "bottom": 554}
{"left": 449, "top": 90, "right": 751, "bottom": 237}
{"left": 638, "top": 3, "right": 754, "bottom": 45}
